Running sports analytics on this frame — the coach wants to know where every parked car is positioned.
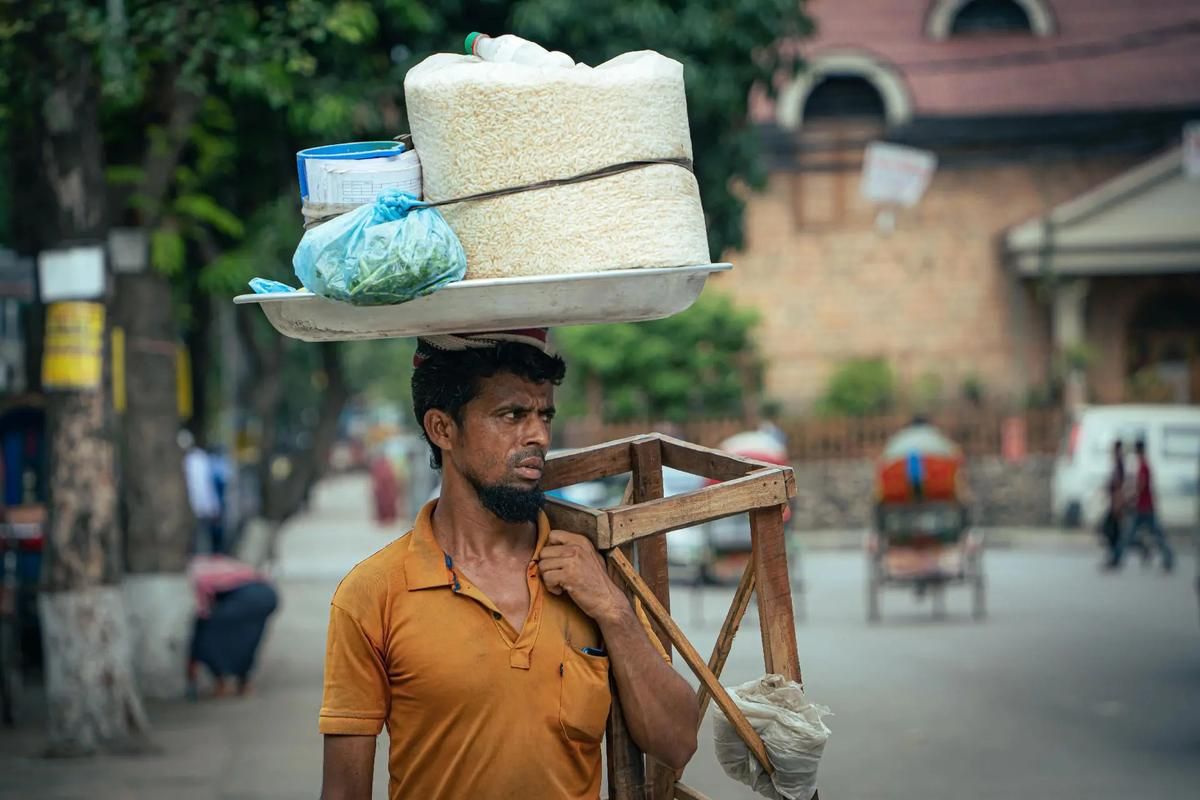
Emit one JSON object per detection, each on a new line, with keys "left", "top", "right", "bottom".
{"left": 1052, "top": 404, "right": 1200, "bottom": 530}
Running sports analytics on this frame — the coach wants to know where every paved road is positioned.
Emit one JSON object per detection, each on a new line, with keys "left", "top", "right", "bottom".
{"left": 2, "top": 475, "right": 1197, "bottom": 799}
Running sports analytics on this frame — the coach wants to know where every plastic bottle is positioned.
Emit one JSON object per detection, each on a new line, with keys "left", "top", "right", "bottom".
{"left": 465, "top": 32, "right": 574, "bottom": 68}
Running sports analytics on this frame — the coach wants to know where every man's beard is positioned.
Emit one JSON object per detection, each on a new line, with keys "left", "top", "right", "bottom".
{"left": 466, "top": 473, "right": 545, "bottom": 524}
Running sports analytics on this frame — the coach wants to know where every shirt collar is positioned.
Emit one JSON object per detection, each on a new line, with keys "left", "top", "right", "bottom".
{"left": 404, "top": 499, "right": 550, "bottom": 591}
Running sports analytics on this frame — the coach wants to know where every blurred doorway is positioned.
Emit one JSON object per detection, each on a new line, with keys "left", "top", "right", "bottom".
{"left": 1126, "top": 289, "right": 1200, "bottom": 403}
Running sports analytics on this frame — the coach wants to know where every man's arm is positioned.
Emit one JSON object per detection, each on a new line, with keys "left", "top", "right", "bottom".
{"left": 321, "top": 735, "right": 376, "bottom": 800}
{"left": 319, "top": 575, "right": 390, "bottom": 797}
{"left": 539, "top": 530, "right": 699, "bottom": 771}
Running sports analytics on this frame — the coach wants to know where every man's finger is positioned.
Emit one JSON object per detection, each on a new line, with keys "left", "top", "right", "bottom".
{"left": 537, "top": 544, "right": 576, "bottom": 561}
{"left": 548, "top": 529, "right": 589, "bottom": 547}
{"left": 537, "top": 557, "right": 571, "bottom": 574}
{"left": 541, "top": 567, "right": 567, "bottom": 595}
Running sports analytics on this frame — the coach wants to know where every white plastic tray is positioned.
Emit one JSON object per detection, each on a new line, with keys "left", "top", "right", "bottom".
{"left": 233, "top": 264, "right": 731, "bottom": 342}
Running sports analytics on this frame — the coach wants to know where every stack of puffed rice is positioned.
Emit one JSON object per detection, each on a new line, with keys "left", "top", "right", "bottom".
{"left": 404, "top": 51, "right": 711, "bottom": 280}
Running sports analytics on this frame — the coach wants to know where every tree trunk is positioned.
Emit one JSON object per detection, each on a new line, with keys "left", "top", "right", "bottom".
{"left": 42, "top": 390, "right": 149, "bottom": 753}
{"left": 260, "top": 342, "right": 350, "bottom": 567}
{"left": 36, "top": 50, "right": 148, "bottom": 753}
{"left": 185, "top": 288, "right": 213, "bottom": 446}
{"left": 114, "top": 270, "right": 195, "bottom": 699}
{"left": 234, "top": 310, "right": 351, "bottom": 568}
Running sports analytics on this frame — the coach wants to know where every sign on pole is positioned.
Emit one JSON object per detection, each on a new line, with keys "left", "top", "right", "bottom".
{"left": 42, "top": 301, "right": 105, "bottom": 390}
{"left": 860, "top": 142, "right": 938, "bottom": 207}
{"left": 37, "top": 245, "right": 106, "bottom": 302}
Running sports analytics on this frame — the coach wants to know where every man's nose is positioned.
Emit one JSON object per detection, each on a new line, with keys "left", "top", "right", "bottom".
{"left": 522, "top": 416, "right": 551, "bottom": 450}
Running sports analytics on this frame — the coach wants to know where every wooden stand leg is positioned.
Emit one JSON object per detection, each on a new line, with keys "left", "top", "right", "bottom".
{"left": 749, "top": 505, "right": 802, "bottom": 683}
{"left": 630, "top": 441, "right": 676, "bottom": 800}
{"left": 607, "top": 544, "right": 647, "bottom": 800}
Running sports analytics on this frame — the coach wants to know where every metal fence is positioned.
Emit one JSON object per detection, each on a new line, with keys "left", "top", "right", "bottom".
{"left": 558, "top": 408, "right": 1064, "bottom": 462}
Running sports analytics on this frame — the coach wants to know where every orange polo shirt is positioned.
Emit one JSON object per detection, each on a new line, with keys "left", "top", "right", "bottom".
{"left": 320, "top": 501, "right": 611, "bottom": 799}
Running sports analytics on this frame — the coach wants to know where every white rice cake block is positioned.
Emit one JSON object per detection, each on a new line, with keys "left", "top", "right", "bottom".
{"left": 405, "top": 51, "right": 710, "bottom": 279}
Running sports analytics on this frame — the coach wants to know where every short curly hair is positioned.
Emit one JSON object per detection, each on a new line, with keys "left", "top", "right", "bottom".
{"left": 411, "top": 343, "right": 567, "bottom": 469}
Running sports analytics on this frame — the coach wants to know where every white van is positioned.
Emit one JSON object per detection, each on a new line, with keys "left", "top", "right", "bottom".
{"left": 1052, "top": 405, "right": 1200, "bottom": 530}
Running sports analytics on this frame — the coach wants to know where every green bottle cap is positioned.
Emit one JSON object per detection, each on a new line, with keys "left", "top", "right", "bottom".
{"left": 465, "top": 32, "right": 484, "bottom": 56}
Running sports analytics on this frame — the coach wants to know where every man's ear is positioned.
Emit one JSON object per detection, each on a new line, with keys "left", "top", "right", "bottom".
{"left": 424, "top": 408, "right": 458, "bottom": 455}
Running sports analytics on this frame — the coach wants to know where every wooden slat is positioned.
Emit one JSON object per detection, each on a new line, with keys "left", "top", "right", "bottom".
{"left": 750, "top": 505, "right": 802, "bottom": 683}
{"left": 609, "top": 549, "right": 774, "bottom": 777}
{"left": 544, "top": 497, "right": 611, "bottom": 548}
{"left": 631, "top": 440, "right": 670, "bottom": 653}
{"left": 629, "top": 440, "right": 675, "bottom": 800}
{"left": 696, "top": 557, "right": 756, "bottom": 726}
{"left": 606, "top": 542, "right": 648, "bottom": 800}
{"left": 607, "top": 470, "right": 790, "bottom": 547}
{"left": 542, "top": 434, "right": 644, "bottom": 491}
{"left": 673, "top": 783, "right": 715, "bottom": 800}
{"left": 658, "top": 434, "right": 785, "bottom": 483}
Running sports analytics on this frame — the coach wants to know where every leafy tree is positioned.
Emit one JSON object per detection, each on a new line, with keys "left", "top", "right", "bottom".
{"left": 557, "top": 291, "right": 761, "bottom": 422}
{"left": 817, "top": 358, "right": 896, "bottom": 417}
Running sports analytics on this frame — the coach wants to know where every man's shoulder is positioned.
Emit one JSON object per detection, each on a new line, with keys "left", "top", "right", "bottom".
{"left": 331, "top": 530, "right": 416, "bottom": 612}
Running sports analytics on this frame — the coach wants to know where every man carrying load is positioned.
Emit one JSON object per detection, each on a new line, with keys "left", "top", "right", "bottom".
{"left": 318, "top": 330, "right": 697, "bottom": 800}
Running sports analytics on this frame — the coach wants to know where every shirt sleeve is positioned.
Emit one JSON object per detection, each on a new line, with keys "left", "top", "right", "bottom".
{"left": 319, "top": 575, "right": 391, "bottom": 736}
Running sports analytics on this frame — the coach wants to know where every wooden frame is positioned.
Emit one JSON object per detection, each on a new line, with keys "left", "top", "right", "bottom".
{"left": 543, "top": 434, "right": 811, "bottom": 800}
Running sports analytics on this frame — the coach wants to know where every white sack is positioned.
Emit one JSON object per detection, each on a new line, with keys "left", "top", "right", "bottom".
{"left": 404, "top": 51, "right": 710, "bottom": 279}
{"left": 713, "top": 673, "right": 832, "bottom": 800}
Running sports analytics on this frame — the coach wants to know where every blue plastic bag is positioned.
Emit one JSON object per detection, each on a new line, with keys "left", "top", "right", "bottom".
{"left": 293, "top": 190, "right": 466, "bottom": 306}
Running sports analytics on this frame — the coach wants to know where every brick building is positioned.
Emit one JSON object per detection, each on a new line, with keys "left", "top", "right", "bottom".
{"left": 717, "top": 0, "right": 1200, "bottom": 411}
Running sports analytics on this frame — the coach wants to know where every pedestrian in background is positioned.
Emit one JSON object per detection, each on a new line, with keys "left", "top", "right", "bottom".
{"left": 187, "top": 554, "right": 279, "bottom": 698}
{"left": 1101, "top": 440, "right": 1127, "bottom": 569}
{"left": 369, "top": 446, "right": 399, "bottom": 527}
{"left": 181, "top": 430, "right": 223, "bottom": 554}
{"left": 1123, "top": 439, "right": 1175, "bottom": 572}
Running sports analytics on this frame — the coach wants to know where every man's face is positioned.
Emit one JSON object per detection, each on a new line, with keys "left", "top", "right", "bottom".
{"left": 447, "top": 371, "right": 555, "bottom": 522}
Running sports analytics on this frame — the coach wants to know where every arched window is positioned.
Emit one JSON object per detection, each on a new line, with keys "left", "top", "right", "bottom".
{"left": 926, "top": 0, "right": 1055, "bottom": 40}
{"left": 951, "top": 0, "right": 1031, "bottom": 35}
{"left": 775, "top": 53, "right": 911, "bottom": 228}
{"left": 803, "top": 76, "right": 887, "bottom": 122}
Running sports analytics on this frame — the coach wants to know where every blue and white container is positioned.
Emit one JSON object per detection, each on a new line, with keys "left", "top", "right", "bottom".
{"left": 296, "top": 141, "right": 423, "bottom": 206}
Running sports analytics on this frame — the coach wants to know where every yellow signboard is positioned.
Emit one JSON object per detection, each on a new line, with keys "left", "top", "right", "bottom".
{"left": 42, "top": 302, "right": 104, "bottom": 390}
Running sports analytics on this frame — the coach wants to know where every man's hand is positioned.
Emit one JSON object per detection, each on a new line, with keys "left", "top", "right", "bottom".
{"left": 541, "top": 530, "right": 699, "bottom": 771}
{"left": 537, "top": 530, "right": 627, "bottom": 624}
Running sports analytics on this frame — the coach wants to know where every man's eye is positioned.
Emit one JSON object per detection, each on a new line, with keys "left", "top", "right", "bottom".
{"left": 503, "top": 411, "right": 519, "bottom": 421}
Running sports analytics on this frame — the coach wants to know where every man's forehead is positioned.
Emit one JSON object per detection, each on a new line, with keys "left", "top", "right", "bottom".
{"left": 474, "top": 372, "right": 555, "bottom": 406}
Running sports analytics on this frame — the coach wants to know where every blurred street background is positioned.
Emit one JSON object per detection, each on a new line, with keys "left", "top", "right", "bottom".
{"left": 2, "top": 475, "right": 1197, "bottom": 799}
{"left": 2, "top": 0, "right": 1200, "bottom": 798}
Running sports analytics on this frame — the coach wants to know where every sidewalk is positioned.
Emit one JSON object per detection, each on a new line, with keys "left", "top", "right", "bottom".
{"left": 0, "top": 475, "right": 399, "bottom": 800}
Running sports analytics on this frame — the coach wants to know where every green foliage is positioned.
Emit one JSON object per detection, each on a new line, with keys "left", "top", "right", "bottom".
{"left": 911, "top": 371, "right": 943, "bottom": 412}
{"left": 961, "top": 373, "right": 985, "bottom": 406}
{"left": 151, "top": 227, "right": 186, "bottom": 275}
{"left": 557, "top": 291, "right": 760, "bottom": 422}
{"left": 1059, "top": 342, "right": 1095, "bottom": 373}
{"left": 343, "top": 338, "right": 417, "bottom": 406}
{"left": 175, "top": 194, "right": 245, "bottom": 238}
{"left": 198, "top": 196, "right": 300, "bottom": 295}
{"left": 817, "top": 358, "right": 895, "bottom": 417}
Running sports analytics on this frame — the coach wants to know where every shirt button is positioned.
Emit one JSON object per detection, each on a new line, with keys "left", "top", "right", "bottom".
{"left": 493, "top": 611, "right": 502, "bottom": 620}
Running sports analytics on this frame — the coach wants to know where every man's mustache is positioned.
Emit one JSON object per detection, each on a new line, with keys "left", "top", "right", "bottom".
{"left": 509, "top": 448, "right": 547, "bottom": 468}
